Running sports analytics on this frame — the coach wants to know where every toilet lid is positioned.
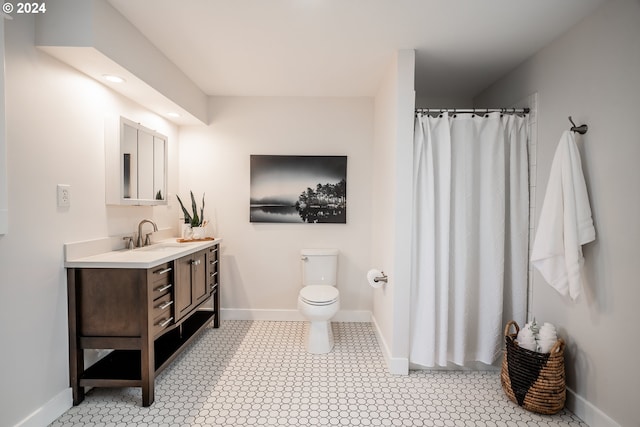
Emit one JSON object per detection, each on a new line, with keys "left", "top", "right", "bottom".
{"left": 300, "top": 286, "right": 339, "bottom": 305}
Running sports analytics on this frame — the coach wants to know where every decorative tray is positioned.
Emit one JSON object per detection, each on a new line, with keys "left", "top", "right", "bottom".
{"left": 176, "top": 237, "right": 216, "bottom": 243}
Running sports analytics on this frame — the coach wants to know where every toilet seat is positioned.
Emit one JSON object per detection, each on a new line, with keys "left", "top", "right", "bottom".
{"left": 299, "top": 286, "right": 339, "bottom": 306}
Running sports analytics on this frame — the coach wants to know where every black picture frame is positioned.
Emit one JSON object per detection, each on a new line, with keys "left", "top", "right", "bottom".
{"left": 250, "top": 155, "right": 347, "bottom": 223}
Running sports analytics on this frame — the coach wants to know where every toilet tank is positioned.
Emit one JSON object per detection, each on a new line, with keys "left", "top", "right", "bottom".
{"left": 301, "top": 249, "right": 338, "bottom": 286}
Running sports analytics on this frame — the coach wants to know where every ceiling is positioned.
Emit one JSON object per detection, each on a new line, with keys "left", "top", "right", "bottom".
{"left": 107, "top": 0, "right": 607, "bottom": 100}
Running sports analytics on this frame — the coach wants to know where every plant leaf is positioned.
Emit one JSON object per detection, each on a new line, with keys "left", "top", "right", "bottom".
{"left": 176, "top": 195, "right": 192, "bottom": 224}
{"left": 190, "top": 191, "right": 200, "bottom": 226}
{"left": 200, "top": 193, "right": 205, "bottom": 225}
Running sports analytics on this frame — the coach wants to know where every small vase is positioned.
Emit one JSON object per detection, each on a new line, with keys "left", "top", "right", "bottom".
{"left": 191, "top": 226, "right": 206, "bottom": 239}
{"left": 181, "top": 224, "right": 192, "bottom": 240}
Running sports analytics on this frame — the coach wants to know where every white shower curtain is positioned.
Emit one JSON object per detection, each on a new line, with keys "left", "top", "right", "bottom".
{"left": 410, "top": 112, "right": 529, "bottom": 367}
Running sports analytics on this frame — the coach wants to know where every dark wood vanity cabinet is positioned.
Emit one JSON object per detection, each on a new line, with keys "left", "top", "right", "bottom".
{"left": 66, "top": 242, "right": 220, "bottom": 407}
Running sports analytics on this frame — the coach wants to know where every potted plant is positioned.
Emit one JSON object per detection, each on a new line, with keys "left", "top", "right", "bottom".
{"left": 176, "top": 191, "right": 206, "bottom": 239}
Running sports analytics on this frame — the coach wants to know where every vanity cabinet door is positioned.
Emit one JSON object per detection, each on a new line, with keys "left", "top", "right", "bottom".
{"left": 192, "top": 249, "right": 209, "bottom": 307}
{"left": 174, "top": 249, "right": 209, "bottom": 321}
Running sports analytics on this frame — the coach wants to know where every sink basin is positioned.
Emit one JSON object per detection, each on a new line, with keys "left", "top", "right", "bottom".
{"left": 136, "top": 242, "right": 185, "bottom": 252}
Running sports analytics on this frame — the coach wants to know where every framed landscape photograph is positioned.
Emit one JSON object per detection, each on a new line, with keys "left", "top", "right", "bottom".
{"left": 250, "top": 155, "right": 347, "bottom": 223}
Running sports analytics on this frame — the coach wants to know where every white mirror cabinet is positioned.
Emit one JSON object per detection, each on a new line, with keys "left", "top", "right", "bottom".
{"left": 106, "top": 116, "right": 167, "bottom": 206}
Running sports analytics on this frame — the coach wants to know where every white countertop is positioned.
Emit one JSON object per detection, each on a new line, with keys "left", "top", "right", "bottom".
{"left": 64, "top": 238, "right": 221, "bottom": 269}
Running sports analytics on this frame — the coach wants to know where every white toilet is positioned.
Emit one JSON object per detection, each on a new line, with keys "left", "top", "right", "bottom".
{"left": 298, "top": 248, "right": 340, "bottom": 354}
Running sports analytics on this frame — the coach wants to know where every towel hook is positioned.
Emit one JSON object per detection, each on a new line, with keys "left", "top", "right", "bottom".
{"left": 568, "top": 116, "right": 588, "bottom": 134}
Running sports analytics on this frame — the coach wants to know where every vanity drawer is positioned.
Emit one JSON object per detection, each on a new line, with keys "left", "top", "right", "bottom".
{"left": 151, "top": 281, "right": 173, "bottom": 300}
{"left": 149, "top": 262, "right": 173, "bottom": 299}
{"left": 207, "top": 246, "right": 219, "bottom": 290}
{"left": 153, "top": 292, "right": 173, "bottom": 316}
{"left": 153, "top": 313, "right": 174, "bottom": 337}
{"left": 150, "top": 263, "right": 172, "bottom": 282}
{"left": 152, "top": 293, "right": 174, "bottom": 336}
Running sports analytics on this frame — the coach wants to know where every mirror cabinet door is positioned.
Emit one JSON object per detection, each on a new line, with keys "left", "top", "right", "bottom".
{"left": 121, "top": 121, "right": 138, "bottom": 200}
{"left": 153, "top": 136, "right": 166, "bottom": 201}
{"left": 137, "top": 129, "right": 155, "bottom": 200}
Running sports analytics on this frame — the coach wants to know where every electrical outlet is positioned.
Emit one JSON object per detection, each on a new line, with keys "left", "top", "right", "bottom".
{"left": 57, "top": 184, "right": 71, "bottom": 207}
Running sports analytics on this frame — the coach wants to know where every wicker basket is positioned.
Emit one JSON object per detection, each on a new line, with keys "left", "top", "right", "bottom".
{"left": 501, "top": 320, "right": 566, "bottom": 415}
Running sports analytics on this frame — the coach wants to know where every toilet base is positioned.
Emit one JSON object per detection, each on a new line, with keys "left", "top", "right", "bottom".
{"left": 305, "top": 320, "right": 334, "bottom": 354}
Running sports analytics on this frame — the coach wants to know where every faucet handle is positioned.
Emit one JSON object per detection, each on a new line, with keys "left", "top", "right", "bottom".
{"left": 123, "top": 236, "right": 135, "bottom": 250}
{"left": 145, "top": 233, "right": 153, "bottom": 246}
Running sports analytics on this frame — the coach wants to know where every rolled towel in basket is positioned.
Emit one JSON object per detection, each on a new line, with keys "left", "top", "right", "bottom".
{"left": 516, "top": 327, "right": 538, "bottom": 352}
{"left": 538, "top": 322, "right": 557, "bottom": 338}
{"left": 537, "top": 323, "right": 558, "bottom": 353}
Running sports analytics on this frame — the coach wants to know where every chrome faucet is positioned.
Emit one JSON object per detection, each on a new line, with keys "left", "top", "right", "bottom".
{"left": 137, "top": 219, "right": 158, "bottom": 247}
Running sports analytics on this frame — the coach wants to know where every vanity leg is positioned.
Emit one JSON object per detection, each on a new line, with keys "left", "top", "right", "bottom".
{"left": 213, "top": 288, "right": 220, "bottom": 328}
{"left": 67, "top": 269, "right": 85, "bottom": 405}
{"left": 69, "top": 344, "right": 85, "bottom": 405}
{"left": 141, "top": 345, "right": 155, "bottom": 406}
{"left": 140, "top": 283, "right": 155, "bottom": 407}
{"left": 141, "top": 368, "right": 155, "bottom": 406}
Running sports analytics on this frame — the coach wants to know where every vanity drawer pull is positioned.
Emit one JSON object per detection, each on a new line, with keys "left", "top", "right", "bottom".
{"left": 191, "top": 259, "right": 201, "bottom": 266}
{"left": 157, "top": 317, "right": 173, "bottom": 328}
{"left": 210, "top": 272, "right": 218, "bottom": 278}
{"left": 154, "top": 267, "right": 172, "bottom": 276}
{"left": 210, "top": 260, "right": 218, "bottom": 266}
{"left": 154, "top": 283, "right": 172, "bottom": 293}
{"left": 157, "top": 300, "right": 174, "bottom": 310}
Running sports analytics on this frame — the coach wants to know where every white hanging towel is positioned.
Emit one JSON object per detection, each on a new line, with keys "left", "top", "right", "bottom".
{"left": 531, "top": 131, "right": 595, "bottom": 300}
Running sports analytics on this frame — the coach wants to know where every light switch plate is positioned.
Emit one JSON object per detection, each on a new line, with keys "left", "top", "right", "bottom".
{"left": 57, "top": 184, "right": 71, "bottom": 207}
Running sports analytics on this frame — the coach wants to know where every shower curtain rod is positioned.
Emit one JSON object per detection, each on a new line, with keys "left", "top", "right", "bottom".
{"left": 416, "top": 108, "right": 530, "bottom": 115}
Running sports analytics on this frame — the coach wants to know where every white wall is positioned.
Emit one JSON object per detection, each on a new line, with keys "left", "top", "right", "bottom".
{"left": 0, "top": 16, "right": 180, "bottom": 427}
{"left": 179, "top": 96, "right": 374, "bottom": 320}
{"left": 372, "top": 55, "right": 398, "bottom": 366}
{"left": 371, "top": 50, "right": 415, "bottom": 374}
{"left": 414, "top": 94, "right": 473, "bottom": 110}
{"left": 475, "top": 1, "right": 639, "bottom": 426}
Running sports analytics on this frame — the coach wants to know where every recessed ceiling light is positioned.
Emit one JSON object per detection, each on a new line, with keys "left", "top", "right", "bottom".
{"left": 166, "top": 112, "right": 181, "bottom": 118}
{"left": 103, "top": 74, "right": 125, "bottom": 83}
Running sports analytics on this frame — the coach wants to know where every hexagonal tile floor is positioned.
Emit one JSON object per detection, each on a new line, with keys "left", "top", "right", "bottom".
{"left": 51, "top": 320, "right": 586, "bottom": 426}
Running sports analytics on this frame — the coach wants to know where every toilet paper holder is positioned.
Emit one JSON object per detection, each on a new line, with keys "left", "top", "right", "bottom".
{"left": 374, "top": 272, "right": 388, "bottom": 283}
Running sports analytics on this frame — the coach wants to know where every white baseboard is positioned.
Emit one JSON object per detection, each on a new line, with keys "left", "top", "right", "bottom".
{"left": 371, "top": 315, "right": 408, "bottom": 375}
{"left": 566, "top": 387, "right": 620, "bottom": 427}
{"left": 221, "top": 308, "right": 304, "bottom": 321}
{"left": 220, "top": 308, "right": 372, "bottom": 323}
{"left": 14, "top": 388, "right": 72, "bottom": 427}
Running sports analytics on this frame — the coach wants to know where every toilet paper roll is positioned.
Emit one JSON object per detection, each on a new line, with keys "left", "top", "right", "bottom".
{"left": 367, "top": 269, "right": 385, "bottom": 288}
